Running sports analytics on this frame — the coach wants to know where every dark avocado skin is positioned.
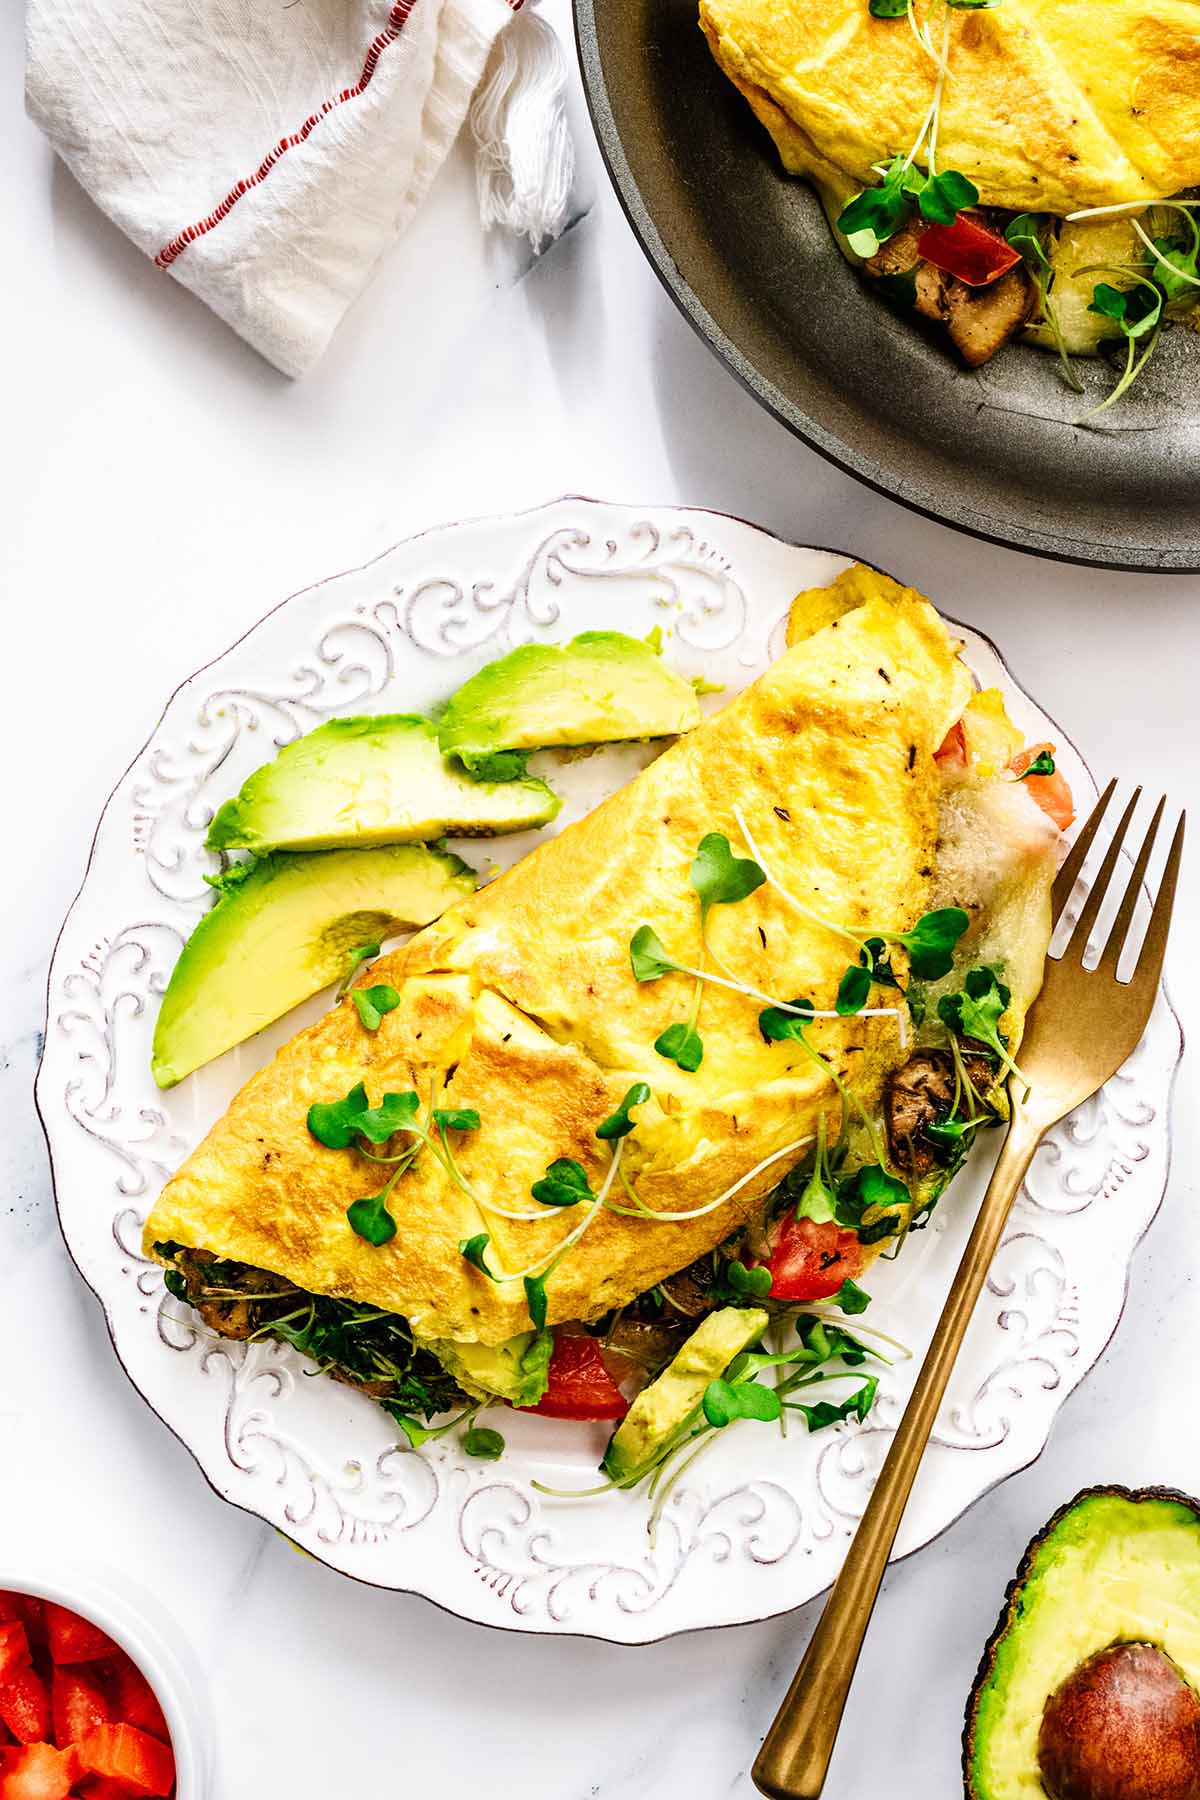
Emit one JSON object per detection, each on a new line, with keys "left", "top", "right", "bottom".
{"left": 962, "top": 1484, "right": 1200, "bottom": 1799}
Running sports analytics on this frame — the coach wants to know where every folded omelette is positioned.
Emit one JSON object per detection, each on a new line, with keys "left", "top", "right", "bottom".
{"left": 700, "top": 0, "right": 1200, "bottom": 216}
{"left": 146, "top": 570, "right": 1061, "bottom": 1384}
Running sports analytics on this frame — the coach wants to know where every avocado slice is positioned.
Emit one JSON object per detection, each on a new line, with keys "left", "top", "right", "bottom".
{"left": 152, "top": 843, "right": 475, "bottom": 1087}
{"left": 601, "top": 1306, "right": 768, "bottom": 1482}
{"left": 420, "top": 1328, "right": 553, "bottom": 1408}
{"left": 437, "top": 631, "right": 702, "bottom": 774}
{"left": 964, "top": 1485, "right": 1200, "bottom": 1800}
{"left": 206, "top": 714, "right": 560, "bottom": 853}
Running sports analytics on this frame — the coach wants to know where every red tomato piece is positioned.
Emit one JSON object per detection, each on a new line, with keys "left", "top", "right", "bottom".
{"left": 0, "top": 1669, "right": 51, "bottom": 1746}
{"left": 74, "top": 1781, "right": 138, "bottom": 1800}
{"left": 767, "top": 1215, "right": 864, "bottom": 1303}
{"left": 917, "top": 216, "right": 1022, "bottom": 287}
{"left": 105, "top": 1656, "right": 167, "bottom": 1746}
{"left": 0, "top": 1741, "right": 75, "bottom": 1800}
{"left": 527, "top": 1334, "right": 629, "bottom": 1421}
{"left": 41, "top": 1608, "right": 115, "bottom": 1671}
{"left": 0, "top": 1608, "right": 41, "bottom": 1660}
{"left": 50, "top": 1666, "right": 108, "bottom": 1751}
{"left": 934, "top": 719, "right": 967, "bottom": 771}
{"left": 1009, "top": 741, "right": 1075, "bottom": 831}
{"left": 0, "top": 1630, "right": 30, "bottom": 1685}
{"left": 75, "top": 1725, "right": 174, "bottom": 1799}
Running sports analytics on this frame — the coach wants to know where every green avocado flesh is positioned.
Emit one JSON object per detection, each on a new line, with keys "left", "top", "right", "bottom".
{"left": 206, "top": 714, "right": 560, "bottom": 853}
{"left": 437, "top": 631, "right": 702, "bottom": 773}
{"left": 967, "top": 1489, "right": 1200, "bottom": 1799}
{"left": 601, "top": 1306, "right": 768, "bottom": 1480}
{"left": 419, "top": 1329, "right": 553, "bottom": 1408}
{"left": 152, "top": 843, "right": 476, "bottom": 1087}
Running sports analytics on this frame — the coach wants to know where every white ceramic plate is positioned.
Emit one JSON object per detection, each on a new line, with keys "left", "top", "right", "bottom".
{"left": 37, "top": 499, "right": 1182, "bottom": 1643}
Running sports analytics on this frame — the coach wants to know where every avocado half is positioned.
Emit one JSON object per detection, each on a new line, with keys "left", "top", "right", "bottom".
{"left": 963, "top": 1485, "right": 1200, "bottom": 1800}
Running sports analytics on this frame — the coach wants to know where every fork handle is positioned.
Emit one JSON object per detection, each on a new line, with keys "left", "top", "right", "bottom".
{"left": 752, "top": 1110, "right": 1043, "bottom": 1800}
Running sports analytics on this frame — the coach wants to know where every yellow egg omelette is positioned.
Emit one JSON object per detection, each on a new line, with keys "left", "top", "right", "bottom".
{"left": 145, "top": 568, "right": 1063, "bottom": 1390}
{"left": 699, "top": 0, "right": 1200, "bottom": 215}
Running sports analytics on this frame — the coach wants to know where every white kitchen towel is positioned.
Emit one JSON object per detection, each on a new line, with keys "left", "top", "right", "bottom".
{"left": 26, "top": 0, "right": 573, "bottom": 378}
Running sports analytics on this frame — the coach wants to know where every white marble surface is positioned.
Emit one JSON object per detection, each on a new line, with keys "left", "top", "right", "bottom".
{"left": 3, "top": 4, "right": 1199, "bottom": 1795}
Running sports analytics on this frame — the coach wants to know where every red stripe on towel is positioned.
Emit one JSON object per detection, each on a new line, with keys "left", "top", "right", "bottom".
{"left": 155, "top": 0, "right": 521, "bottom": 269}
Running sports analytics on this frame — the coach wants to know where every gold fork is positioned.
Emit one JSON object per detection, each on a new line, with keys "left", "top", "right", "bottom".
{"left": 753, "top": 781, "right": 1185, "bottom": 1800}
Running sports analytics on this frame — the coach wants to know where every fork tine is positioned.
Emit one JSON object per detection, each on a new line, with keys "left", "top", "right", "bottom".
{"left": 1130, "top": 811, "right": 1186, "bottom": 995}
{"left": 1060, "top": 787, "right": 1142, "bottom": 956}
{"left": 1052, "top": 778, "right": 1117, "bottom": 918}
{"left": 1097, "top": 796, "right": 1166, "bottom": 977}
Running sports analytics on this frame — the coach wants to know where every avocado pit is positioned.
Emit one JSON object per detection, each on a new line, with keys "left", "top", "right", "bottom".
{"left": 1038, "top": 1642, "right": 1200, "bottom": 1800}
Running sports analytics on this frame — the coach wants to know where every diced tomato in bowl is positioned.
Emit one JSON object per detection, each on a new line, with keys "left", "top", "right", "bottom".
{"left": 0, "top": 1740, "right": 76, "bottom": 1800}
{"left": 0, "top": 1668, "right": 51, "bottom": 1746}
{"left": 0, "top": 1591, "right": 180, "bottom": 1797}
{"left": 0, "top": 1628, "right": 30, "bottom": 1684}
{"left": 41, "top": 1608, "right": 117, "bottom": 1672}
{"left": 105, "top": 1655, "right": 168, "bottom": 1745}
{"left": 75, "top": 1724, "right": 174, "bottom": 1799}
{"left": 50, "top": 1666, "right": 108, "bottom": 1748}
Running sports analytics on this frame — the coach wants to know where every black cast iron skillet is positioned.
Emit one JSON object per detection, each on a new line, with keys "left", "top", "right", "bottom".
{"left": 574, "top": 0, "right": 1200, "bottom": 570}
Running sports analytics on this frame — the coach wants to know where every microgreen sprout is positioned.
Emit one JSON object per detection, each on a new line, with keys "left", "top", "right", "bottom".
{"left": 1084, "top": 274, "right": 1163, "bottom": 416}
{"left": 758, "top": 1001, "right": 893, "bottom": 1169}
{"left": 838, "top": 0, "right": 984, "bottom": 254}
{"left": 308, "top": 1081, "right": 420, "bottom": 1150}
{"left": 350, "top": 984, "right": 400, "bottom": 1032}
{"left": 1019, "top": 749, "right": 1056, "bottom": 778}
{"left": 606, "top": 1134, "right": 814, "bottom": 1224}
{"left": 1005, "top": 213, "right": 1081, "bottom": 393}
{"left": 939, "top": 966, "right": 1029, "bottom": 1093}
{"left": 654, "top": 1019, "right": 704, "bottom": 1072}
{"left": 531, "top": 1158, "right": 595, "bottom": 1208}
{"left": 1068, "top": 199, "right": 1200, "bottom": 418}
{"left": 690, "top": 832, "right": 766, "bottom": 919}
{"left": 631, "top": 926, "right": 907, "bottom": 1031}
{"left": 463, "top": 1425, "right": 506, "bottom": 1461}
{"left": 456, "top": 1137, "right": 631, "bottom": 1326}
{"left": 335, "top": 941, "right": 381, "bottom": 999}
{"left": 794, "top": 1115, "right": 838, "bottom": 1224}
{"left": 346, "top": 1179, "right": 401, "bottom": 1246}
{"left": 834, "top": 1163, "right": 910, "bottom": 1245}
{"left": 703, "top": 1376, "right": 783, "bottom": 1427}
{"left": 309, "top": 1084, "right": 493, "bottom": 1242}
{"left": 924, "top": 1113, "right": 991, "bottom": 1149}
{"left": 713, "top": 1259, "right": 774, "bottom": 1302}
{"left": 796, "top": 1378, "right": 880, "bottom": 1432}
{"left": 731, "top": 805, "right": 861, "bottom": 948}
{"left": 596, "top": 1083, "right": 651, "bottom": 1141}
{"left": 646, "top": 833, "right": 768, "bottom": 1071}
{"left": 731, "top": 805, "right": 964, "bottom": 991}
{"left": 459, "top": 1233, "right": 496, "bottom": 1277}
{"left": 830, "top": 1276, "right": 872, "bottom": 1315}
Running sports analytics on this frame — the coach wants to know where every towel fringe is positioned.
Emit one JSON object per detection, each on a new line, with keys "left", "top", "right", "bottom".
{"left": 469, "top": 5, "right": 574, "bottom": 252}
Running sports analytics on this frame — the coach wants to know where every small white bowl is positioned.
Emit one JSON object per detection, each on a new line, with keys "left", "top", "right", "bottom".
{"left": 0, "top": 1560, "right": 212, "bottom": 1798}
